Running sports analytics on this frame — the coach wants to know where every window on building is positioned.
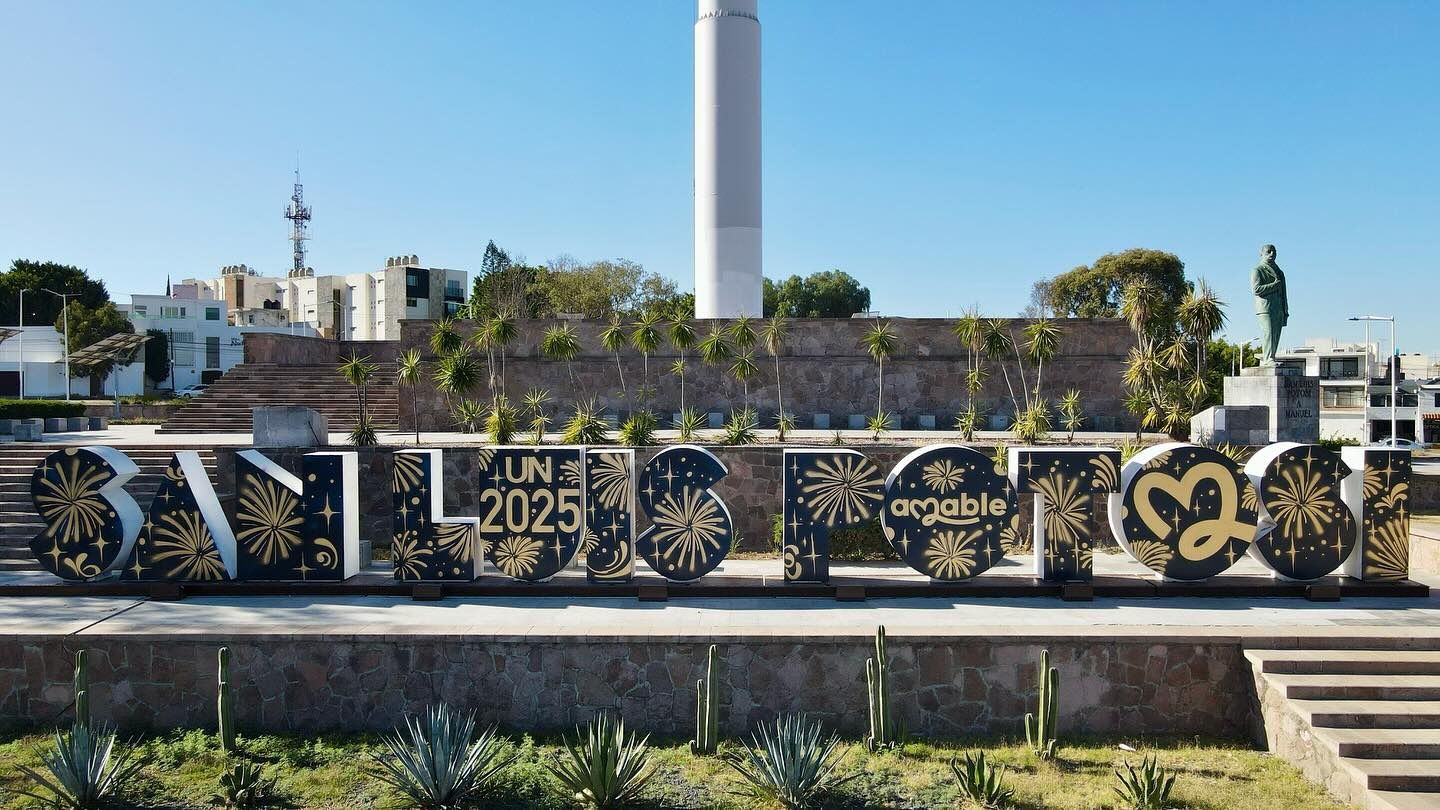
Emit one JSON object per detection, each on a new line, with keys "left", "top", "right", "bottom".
{"left": 445, "top": 301, "right": 460, "bottom": 316}
{"left": 132, "top": 305, "right": 147, "bottom": 318}
{"left": 1434, "top": 393, "right": 1440, "bottom": 407}
{"left": 1320, "top": 357, "right": 1360, "bottom": 379}
{"left": 406, "top": 297, "right": 418, "bottom": 308}
{"left": 205, "top": 307, "right": 220, "bottom": 321}
{"left": 205, "top": 336, "right": 220, "bottom": 369}
{"left": 171, "top": 331, "right": 195, "bottom": 367}
{"left": 1323, "top": 388, "right": 1364, "bottom": 408}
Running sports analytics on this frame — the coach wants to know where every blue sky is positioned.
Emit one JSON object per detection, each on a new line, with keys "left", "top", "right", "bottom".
{"left": 2, "top": 1, "right": 1437, "bottom": 351}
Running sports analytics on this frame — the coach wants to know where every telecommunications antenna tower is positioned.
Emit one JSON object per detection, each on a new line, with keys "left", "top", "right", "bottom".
{"left": 284, "top": 167, "right": 312, "bottom": 277}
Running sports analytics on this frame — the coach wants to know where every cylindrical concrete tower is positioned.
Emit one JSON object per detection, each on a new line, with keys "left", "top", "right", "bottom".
{"left": 694, "top": 0, "right": 762, "bottom": 318}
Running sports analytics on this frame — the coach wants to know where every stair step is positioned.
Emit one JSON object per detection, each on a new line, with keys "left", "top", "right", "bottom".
{"left": 1344, "top": 758, "right": 1440, "bottom": 792}
{"left": 1372, "top": 789, "right": 1440, "bottom": 810}
{"left": 1324, "top": 728, "right": 1440, "bottom": 759}
{"left": 1294, "top": 699, "right": 1440, "bottom": 729}
{"left": 1273, "top": 674, "right": 1440, "bottom": 701}
{"left": 1249, "top": 651, "right": 1440, "bottom": 676}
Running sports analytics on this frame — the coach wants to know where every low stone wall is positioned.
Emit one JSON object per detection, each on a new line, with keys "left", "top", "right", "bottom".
{"left": 1414, "top": 471, "right": 1439, "bottom": 513}
{"left": 83, "top": 403, "right": 178, "bottom": 422}
{"left": 216, "top": 444, "right": 1113, "bottom": 554}
{"left": 241, "top": 334, "right": 400, "bottom": 366}
{"left": 0, "top": 634, "right": 1250, "bottom": 738}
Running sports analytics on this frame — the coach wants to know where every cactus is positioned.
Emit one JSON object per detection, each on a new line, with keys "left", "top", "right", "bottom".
{"left": 218, "top": 646, "right": 236, "bottom": 752}
{"left": 1024, "top": 648, "right": 1059, "bottom": 759}
{"left": 690, "top": 644, "right": 720, "bottom": 754}
{"left": 73, "top": 649, "right": 90, "bottom": 729}
{"left": 865, "top": 625, "right": 896, "bottom": 752}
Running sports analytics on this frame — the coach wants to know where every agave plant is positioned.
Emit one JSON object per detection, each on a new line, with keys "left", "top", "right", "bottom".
{"left": 674, "top": 408, "right": 706, "bottom": 443}
{"left": 552, "top": 713, "right": 653, "bottom": 809}
{"left": 563, "top": 399, "right": 612, "bottom": 445}
{"left": 1114, "top": 755, "right": 1177, "bottom": 810}
{"left": 951, "top": 750, "right": 1014, "bottom": 810}
{"left": 723, "top": 714, "right": 855, "bottom": 810}
{"left": 619, "top": 411, "right": 658, "bottom": 447}
{"left": 721, "top": 407, "right": 759, "bottom": 446}
{"left": 17, "top": 722, "right": 144, "bottom": 810}
{"left": 370, "top": 704, "right": 514, "bottom": 810}
{"left": 215, "top": 760, "right": 274, "bottom": 809}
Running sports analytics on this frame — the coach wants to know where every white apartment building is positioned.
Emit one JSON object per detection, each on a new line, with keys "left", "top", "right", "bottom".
{"left": 120, "top": 294, "right": 316, "bottom": 392}
{"left": 0, "top": 326, "right": 144, "bottom": 399}
{"left": 179, "top": 256, "right": 466, "bottom": 341}
{"left": 1279, "top": 337, "right": 1438, "bottom": 444}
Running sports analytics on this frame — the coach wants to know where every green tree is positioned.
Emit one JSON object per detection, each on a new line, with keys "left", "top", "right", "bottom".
{"left": 1045, "top": 249, "right": 1188, "bottom": 334}
{"left": 763, "top": 270, "right": 871, "bottom": 318}
{"left": 144, "top": 329, "right": 170, "bottom": 389}
{"left": 860, "top": 321, "right": 898, "bottom": 427}
{"left": 0, "top": 260, "right": 109, "bottom": 325}
{"left": 63, "top": 301, "right": 135, "bottom": 385}
{"left": 599, "top": 314, "right": 629, "bottom": 405}
{"left": 532, "top": 258, "right": 677, "bottom": 320}
{"left": 541, "top": 323, "right": 582, "bottom": 386}
{"left": 397, "top": 348, "right": 423, "bottom": 444}
{"left": 667, "top": 314, "right": 698, "bottom": 414}
{"left": 630, "top": 311, "right": 663, "bottom": 396}
{"left": 759, "top": 315, "right": 790, "bottom": 438}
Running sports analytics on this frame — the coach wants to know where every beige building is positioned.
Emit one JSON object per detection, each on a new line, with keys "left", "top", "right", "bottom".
{"left": 179, "top": 256, "right": 466, "bottom": 340}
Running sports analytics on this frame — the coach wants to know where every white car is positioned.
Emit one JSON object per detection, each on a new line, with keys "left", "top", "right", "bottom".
{"left": 1376, "top": 437, "right": 1426, "bottom": 450}
{"left": 173, "top": 384, "right": 209, "bottom": 399}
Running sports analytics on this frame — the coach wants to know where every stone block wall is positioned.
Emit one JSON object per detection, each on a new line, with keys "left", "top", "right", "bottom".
{"left": 214, "top": 444, "right": 1114, "bottom": 555}
{"left": 359, "top": 317, "right": 1136, "bottom": 432}
{"left": 0, "top": 635, "right": 1251, "bottom": 739}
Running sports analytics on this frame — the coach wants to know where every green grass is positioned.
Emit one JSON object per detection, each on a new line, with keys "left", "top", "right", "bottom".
{"left": 0, "top": 727, "right": 1349, "bottom": 809}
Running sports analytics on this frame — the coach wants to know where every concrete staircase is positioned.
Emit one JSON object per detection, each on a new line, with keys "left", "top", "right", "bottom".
{"left": 157, "top": 362, "right": 398, "bottom": 434}
{"left": 0, "top": 446, "right": 219, "bottom": 571}
{"left": 1249, "top": 647, "right": 1440, "bottom": 810}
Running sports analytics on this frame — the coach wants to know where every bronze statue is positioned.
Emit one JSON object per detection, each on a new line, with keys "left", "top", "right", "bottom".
{"left": 1251, "top": 244, "right": 1289, "bottom": 366}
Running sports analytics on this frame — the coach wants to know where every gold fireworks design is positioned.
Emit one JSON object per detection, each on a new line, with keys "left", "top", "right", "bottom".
{"left": 559, "top": 458, "right": 583, "bottom": 487}
{"left": 588, "top": 454, "right": 631, "bottom": 510}
{"left": 649, "top": 488, "right": 727, "bottom": 574}
{"left": 311, "top": 537, "right": 339, "bottom": 573}
{"left": 799, "top": 455, "right": 883, "bottom": 527}
{"left": 1365, "top": 518, "right": 1409, "bottom": 581}
{"left": 61, "top": 552, "right": 102, "bottom": 580}
{"left": 1034, "top": 473, "right": 1087, "bottom": 543}
{"left": 1089, "top": 454, "right": 1119, "bottom": 491}
{"left": 999, "top": 512, "right": 1023, "bottom": 555}
{"left": 148, "top": 510, "right": 227, "bottom": 581}
{"left": 34, "top": 457, "right": 111, "bottom": 546}
{"left": 1378, "top": 479, "right": 1409, "bottom": 513}
{"left": 434, "top": 522, "right": 475, "bottom": 565}
{"left": 493, "top": 534, "right": 543, "bottom": 578}
{"left": 1129, "top": 539, "right": 1174, "bottom": 572}
{"left": 923, "top": 529, "right": 979, "bottom": 579}
{"left": 1266, "top": 465, "right": 1334, "bottom": 538}
{"left": 783, "top": 543, "right": 802, "bottom": 580}
{"left": 921, "top": 459, "right": 965, "bottom": 494}
{"left": 392, "top": 530, "right": 430, "bottom": 580}
{"left": 589, "top": 536, "right": 632, "bottom": 581}
{"left": 580, "top": 528, "right": 600, "bottom": 555}
{"left": 393, "top": 453, "right": 426, "bottom": 495}
{"left": 236, "top": 473, "right": 303, "bottom": 565}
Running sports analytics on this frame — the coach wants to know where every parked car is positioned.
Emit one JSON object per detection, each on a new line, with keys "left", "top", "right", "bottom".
{"left": 1375, "top": 437, "right": 1426, "bottom": 450}
{"left": 173, "top": 384, "right": 209, "bottom": 399}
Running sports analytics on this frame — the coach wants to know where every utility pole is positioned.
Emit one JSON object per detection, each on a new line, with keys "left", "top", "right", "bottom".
{"left": 41, "top": 289, "right": 74, "bottom": 400}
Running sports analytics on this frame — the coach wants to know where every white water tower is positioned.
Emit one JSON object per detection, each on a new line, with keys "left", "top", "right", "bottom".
{"left": 694, "top": 0, "right": 762, "bottom": 318}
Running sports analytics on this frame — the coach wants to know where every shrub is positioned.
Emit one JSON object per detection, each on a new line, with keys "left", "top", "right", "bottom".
{"left": 720, "top": 407, "right": 759, "bottom": 446}
{"left": 485, "top": 396, "right": 518, "bottom": 444}
{"left": 674, "top": 408, "right": 706, "bottom": 443}
{"left": 951, "top": 750, "right": 1014, "bottom": 809}
{"left": 1319, "top": 434, "right": 1360, "bottom": 451}
{"left": 0, "top": 399, "right": 87, "bottom": 419}
{"left": 770, "top": 516, "right": 895, "bottom": 561}
{"left": 370, "top": 703, "right": 514, "bottom": 810}
{"left": 552, "top": 713, "right": 653, "bottom": 809}
{"left": 562, "top": 399, "right": 611, "bottom": 445}
{"left": 724, "top": 714, "right": 855, "bottom": 809}
{"left": 17, "top": 722, "right": 144, "bottom": 809}
{"left": 619, "top": 411, "right": 658, "bottom": 447}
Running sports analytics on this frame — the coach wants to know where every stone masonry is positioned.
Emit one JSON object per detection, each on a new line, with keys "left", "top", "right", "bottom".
{"left": 0, "top": 635, "right": 1250, "bottom": 738}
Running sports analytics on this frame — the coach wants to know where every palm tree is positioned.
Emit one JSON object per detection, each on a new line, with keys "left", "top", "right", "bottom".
{"left": 759, "top": 314, "right": 789, "bottom": 434}
{"left": 433, "top": 346, "right": 484, "bottom": 418}
{"left": 698, "top": 325, "right": 734, "bottom": 413}
{"left": 487, "top": 310, "right": 518, "bottom": 395}
{"left": 729, "top": 350, "right": 759, "bottom": 407}
{"left": 338, "top": 353, "right": 379, "bottom": 446}
{"left": 1177, "top": 278, "right": 1226, "bottom": 379}
{"left": 429, "top": 317, "right": 462, "bottom": 356}
{"left": 667, "top": 314, "right": 697, "bottom": 415}
{"left": 860, "top": 320, "right": 898, "bottom": 427}
{"left": 953, "top": 308, "right": 985, "bottom": 409}
{"left": 728, "top": 316, "right": 758, "bottom": 354}
{"left": 981, "top": 319, "right": 1019, "bottom": 420}
{"left": 396, "top": 348, "right": 423, "bottom": 444}
{"left": 541, "top": 323, "right": 582, "bottom": 386}
{"left": 472, "top": 318, "right": 496, "bottom": 393}
{"left": 600, "top": 314, "right": 629, "bottom": 405}
{"left": 1023, "top": 318, "right": 1062, "bottom": 402}
{"left": 630, "top": 311, "right": 663, "bottom": 401}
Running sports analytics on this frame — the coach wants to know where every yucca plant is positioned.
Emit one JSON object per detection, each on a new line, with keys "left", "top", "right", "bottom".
{"left": 631, "top": 311, "right": 663, "bottom": 396}
{"left": 215, "top": 760, "right": 273, "bottom": 809}
{"left": 523, "top": 388, "right": 551, "bottom": 445}
{"left": 865, "top": 413, "right": 891, "bottom": 442}
{"left": 484, "top": 396, "right": 518, "bottom": 444}
{"left": 452, "top": 398, "right": 485, "bottom": 434}
{"left": 774, "top": 411, "right": 795, "bottom": 443}
{"left": 667, "top": 315, "right": 698, "bottom": 414}
{"left": 951, "top": 750, "right": 1014, "bottom": 810}
{"left": 433, "top": 346, "right": 484, "bottom": 408}
{"left": 729, "top": 350, "right": 760, "bottom": 407}
{"left": 760, "top": 314, "right": 789, "bottom": 438}
{"left": 1114, "top": 755, "right": 1177, "bottom": 810}
{"left": 954, "top": 408, "right": 979, "bottom": 441}
{"left": 721, "top": 406, "right": 759, "bottom": 446}
{"left": 542, "top": 323, "right": 582, "bottom": 386}
{"left": 552, "top": 713, "right": 653, "bottom": 809}
{"left": 339, "top": 353, "right": 380, "bottom": 447}
{"left": 723, "top": 714, "right": 855, "bottom": 810}
{"left": 674, "top": 408, "right": 706, "bottom": 443}
{"left": 563, "top": 399, "right": 612, "bottom": 445}
{"left": 599, "top": 314, "right": 629, "bottom": 406}
{"left": 429, "top": 317, "right": 463, "bottom": 356}
{"left": 370, "top": 704, "right": 514, "bottom": 810}
{"left": 17, "top": 722, "right": 144, "bottom": 810}
{"left": 1059, "top": 389, "right": 1083, "bottom": 443}
{"left": 990, "top": 443, "right": 1009, "bottom": 475}
{"left": 348, "top": 412, "right": 379, "bottom": 447}
{"left": 397, "top": 348, "right": 424, "bottom": 444}
{"left": 860, "top": 321, "right": 898, "bottom": 430}
{"left": 619, "top": 411, "right": 658, "bottom": 447}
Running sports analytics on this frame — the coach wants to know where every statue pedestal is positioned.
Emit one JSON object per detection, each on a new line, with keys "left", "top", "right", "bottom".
{"left": 1214, "top": 366, "right": 1319, "bottom": 444}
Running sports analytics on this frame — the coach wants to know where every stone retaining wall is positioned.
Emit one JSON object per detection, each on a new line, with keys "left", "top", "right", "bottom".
{"left": 215, "top": 444, "right": 1113, "bottom": 555}
{"left": 0, "top": 635, "right": 1250, "bottom": 738}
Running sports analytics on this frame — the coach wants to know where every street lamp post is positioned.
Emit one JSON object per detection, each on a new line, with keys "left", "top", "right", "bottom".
{"left": 41, "top": 289, "right": 74, "bottom": 400}
{"left": 17, "top": 290, "right": 25, "bottom": 400}
{"left": 1350, "top": 315, "right": 1397, "bottom": 444}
